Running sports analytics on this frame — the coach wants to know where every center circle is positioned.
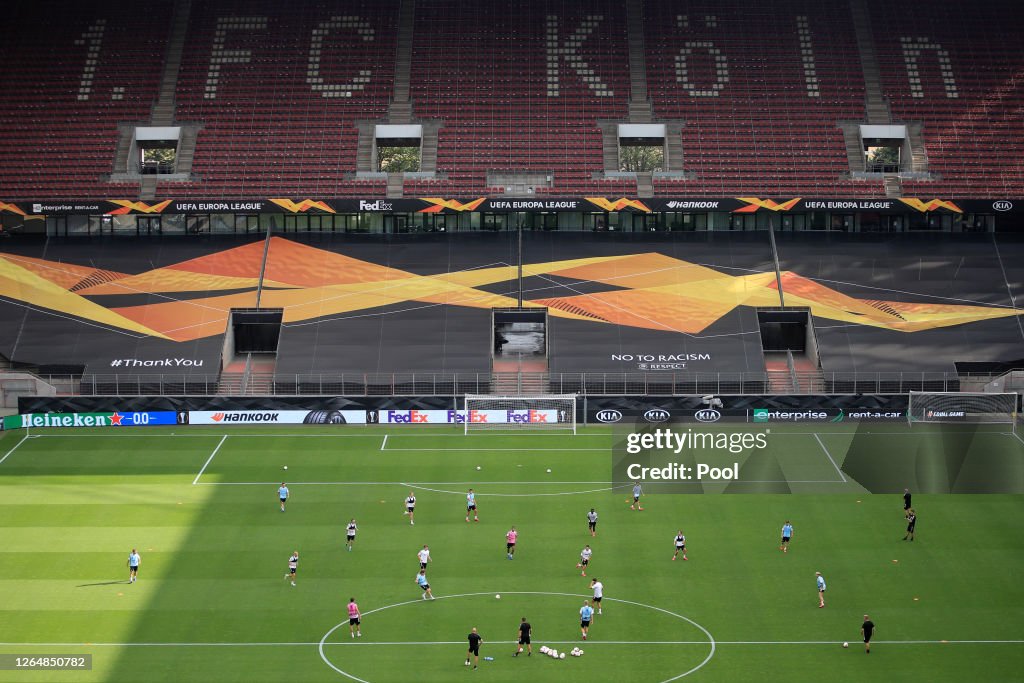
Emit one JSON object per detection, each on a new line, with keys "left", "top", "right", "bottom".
{"left": 318, "top": 590, "right": 716, "bottom": 682}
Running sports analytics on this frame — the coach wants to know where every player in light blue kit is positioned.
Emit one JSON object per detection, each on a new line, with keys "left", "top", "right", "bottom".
{"left": 579, "top": 599, "right": 594, "bottom": 639}
{"left": 780, "top": 521, "right": 794, "bottom": 553}
{"left": 466, "top": 488, "right": 478, "bottom": 522}
{"left": 815, "top": 571, "right": 826, "bottom": 608}
{"left": 278, "top": 483, "right": 289, "bottom": 512}
{"left": 416, "top": 568, "right": 435, "bottom": 600}
{"left": 127, "top": 549, "right": 140, "bottom": 583}
{"left": 630, "top": 483, "right": 643, "bottom": 511}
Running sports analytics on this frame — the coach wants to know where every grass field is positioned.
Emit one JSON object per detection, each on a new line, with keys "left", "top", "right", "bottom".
{"left": 1, "top": 423, "right": 1023, "bottom": 682}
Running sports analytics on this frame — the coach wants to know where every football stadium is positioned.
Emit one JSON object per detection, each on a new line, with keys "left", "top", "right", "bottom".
{"left": 0, "top": 0, "right": 1022, "bottom": 681}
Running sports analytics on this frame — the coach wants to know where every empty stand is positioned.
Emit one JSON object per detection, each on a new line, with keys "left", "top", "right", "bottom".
{"left": 773, "top": 232, "right": 1024, "bottom": 372}
{"left": 868, "top": 0, "right": 1024, "bottom": 197}
{"left": 0, "top": 0, "right": 172, "bottom": 199}
{"left": 644, "top": 0, "right": 883, "bottom": 197}
{"left": 1, "top": 0, "right": 1023, "bottom": 200}
{"left": 0, "top": 236, "right": 264, "bottom": 374}
{"left": 165, "top": 0, "right": 398, "bottom": 198}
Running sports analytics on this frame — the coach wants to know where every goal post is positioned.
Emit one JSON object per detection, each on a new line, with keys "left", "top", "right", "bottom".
{"left": 907, "top": 391, "right": 1019, "bottom": 426}
{"left": 463, "top": 394, "right": 577, "bottom": 434}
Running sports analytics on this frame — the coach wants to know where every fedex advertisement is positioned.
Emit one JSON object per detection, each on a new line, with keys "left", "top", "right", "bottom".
{"left": 378, "top": 409, "right": 561, "bottom": 424}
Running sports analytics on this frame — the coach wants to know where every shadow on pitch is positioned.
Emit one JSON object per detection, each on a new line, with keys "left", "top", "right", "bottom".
{"left": 76, "top": 580, "right": 129, "bottom": 587}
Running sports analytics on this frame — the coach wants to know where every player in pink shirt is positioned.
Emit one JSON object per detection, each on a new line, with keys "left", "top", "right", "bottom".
{"left": 347, "top": 598, "right": 361, "bottom": 638}
{"left": 506, "top": 526, "right": 518, "bottom": 560}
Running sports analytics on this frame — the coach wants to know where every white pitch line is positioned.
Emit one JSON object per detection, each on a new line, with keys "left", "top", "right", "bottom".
{"left": 0, "top": 434, "right": 29, "bottom": 466}
{"left": 0, "top": 639, "right": 1018, "bottom": 647}
{"left": 1010, "top": 429, "right": 1024, "bottom": 447}
{"left": 813, "top": 434, "right": 848, "bottom": 483}
{"left": 192, "top": 435, "right": 228, "bottom": 485}
{"left": 383, "top": 447, "right": 608, "bottom": 452}
{"left": 194, "top": 479, "right": 850, "bottom": 487}
{"left": 379, "top": 435, "right": 388, "bottom": 451}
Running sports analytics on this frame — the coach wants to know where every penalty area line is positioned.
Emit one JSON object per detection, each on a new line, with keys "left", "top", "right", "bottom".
{"left": 813, "top": 433, "right": 847, "bottom": 483}
{"left": 380, "top": 434, "right": 388, "bottom": 451}
{"left": 0, "top": 434, "right": 29, "bottom": 466}
{"left": 192, "top": 435, "right": 228, "bottom": 485}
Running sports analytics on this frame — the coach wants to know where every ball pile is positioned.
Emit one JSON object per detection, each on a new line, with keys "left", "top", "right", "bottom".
{"left": 570, "top": 647, "right": 585, "bottom": 657}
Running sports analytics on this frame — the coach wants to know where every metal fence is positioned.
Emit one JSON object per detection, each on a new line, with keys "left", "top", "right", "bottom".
{"left": 54, "top": 371, "right": 980, "bottom": 396}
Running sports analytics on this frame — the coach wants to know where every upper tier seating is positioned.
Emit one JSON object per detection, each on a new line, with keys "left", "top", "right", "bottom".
{"left": 0, "top": 0, "right": 1022, "bottom": 199}
{"left": 0, "top": 0, "right": 172, "bottom": 199}
{"left": 869, "top": 0, "right": 1024, "bottom": 197}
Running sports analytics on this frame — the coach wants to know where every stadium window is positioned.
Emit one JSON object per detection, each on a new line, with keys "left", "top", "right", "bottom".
{"left": 186, "top": 215, "right": 210, "bottom": 234}
{"left": 137, "top": 216, "right": 161, "bottom": 236}
{"left": 47, "top": 216, "right": 68, "bottom": 236}
{"left": 139, "top": 143, "right": 177, "bottom": 175}
{"left": 161, "top": 215, "right": 185, "bottom": 235}
{"left": 235, "top": 214, "right": 260, "bottom": 234}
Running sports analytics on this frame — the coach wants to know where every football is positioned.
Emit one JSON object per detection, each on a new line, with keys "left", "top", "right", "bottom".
{"left": 476, "top": 466, "right": 481, "bottom": 470}
{"left": 495, "top": 594, "right": 500, "bottom": 599}
{"left": 282, "top": 466, "right": 288, "bottom": 470}
{"left": 559, "top": 652, "right": 566, "bottom": 659}
{"left": 843, "top": 642, "right": 849, "bottom": 648}
{"left": 546, "top": 468, "right": 552, "bottom": 473}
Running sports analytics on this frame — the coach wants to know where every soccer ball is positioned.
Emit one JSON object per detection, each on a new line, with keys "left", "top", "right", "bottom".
{"left": 546, "top": 468, "right": 552, "bottom": 473}
{"left": 540, "top": 646, "right": 549, "bottom": 654}
{"left": 559, "top": 653, "right": 566, "bottom": 660}
{"left": 843, "top": 642, "right": 849, "bottom": 648}
{"left": 495, "top": 594, "right": 500, "bottom": 599}
{"left": 476, "top": 466, "right": 481, "bottom": 470}
{"left": 283, "top": 465, "right": 288, "bottom": 470}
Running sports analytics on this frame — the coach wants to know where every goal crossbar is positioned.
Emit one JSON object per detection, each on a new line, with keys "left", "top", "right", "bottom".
{"left": 463, "top": 394, "right": 577, "bottom": 434}
{"left": 907, "top": 391, "right": 1019, "bottom": 425}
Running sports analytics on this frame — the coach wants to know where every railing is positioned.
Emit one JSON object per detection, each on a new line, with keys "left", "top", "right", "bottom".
{"left": 61, "top": 371, "right": 977, "bottom": 396}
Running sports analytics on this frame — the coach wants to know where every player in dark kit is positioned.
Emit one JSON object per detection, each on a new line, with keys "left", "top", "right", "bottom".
{"left": 904, "top": 509, "right": 916, "bottom": 540}
{"left": 514, "top": 617, "right": 532, "bottom": 656}
{"left": 904, "top": 488, "right": 912, "bottom": 511}
{"left": 466, "top": 627, "right": 482, "bottom": 668}
{"left": 861, "top": 614, "right": 875, "bottom": 653}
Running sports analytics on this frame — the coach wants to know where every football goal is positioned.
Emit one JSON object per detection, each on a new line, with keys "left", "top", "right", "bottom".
{"left": 907, "top": 391, "right": 1019, "bottom": 427}
{"left": 463, "top": 394, "right": 577, "bottom": 434}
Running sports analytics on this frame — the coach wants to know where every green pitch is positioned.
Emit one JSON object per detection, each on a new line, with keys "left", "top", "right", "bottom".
{"left": 0, "top": 424, "right": 1022, "bottom": 682}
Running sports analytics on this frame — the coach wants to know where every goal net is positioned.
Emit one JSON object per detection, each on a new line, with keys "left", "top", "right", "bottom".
{"left": 907, "top": 391, "right": 1019, "bottom": 425}
{"left": 463, "top": 394, "right": 577, "bottom": 434}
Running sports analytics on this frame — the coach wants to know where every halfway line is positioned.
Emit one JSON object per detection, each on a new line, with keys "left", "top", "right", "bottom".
{"left": 193, "top": 435, "right": 228, "bottom": 485}
{"left": 0, "top": 639, "right": 1019, "bottom": 647}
